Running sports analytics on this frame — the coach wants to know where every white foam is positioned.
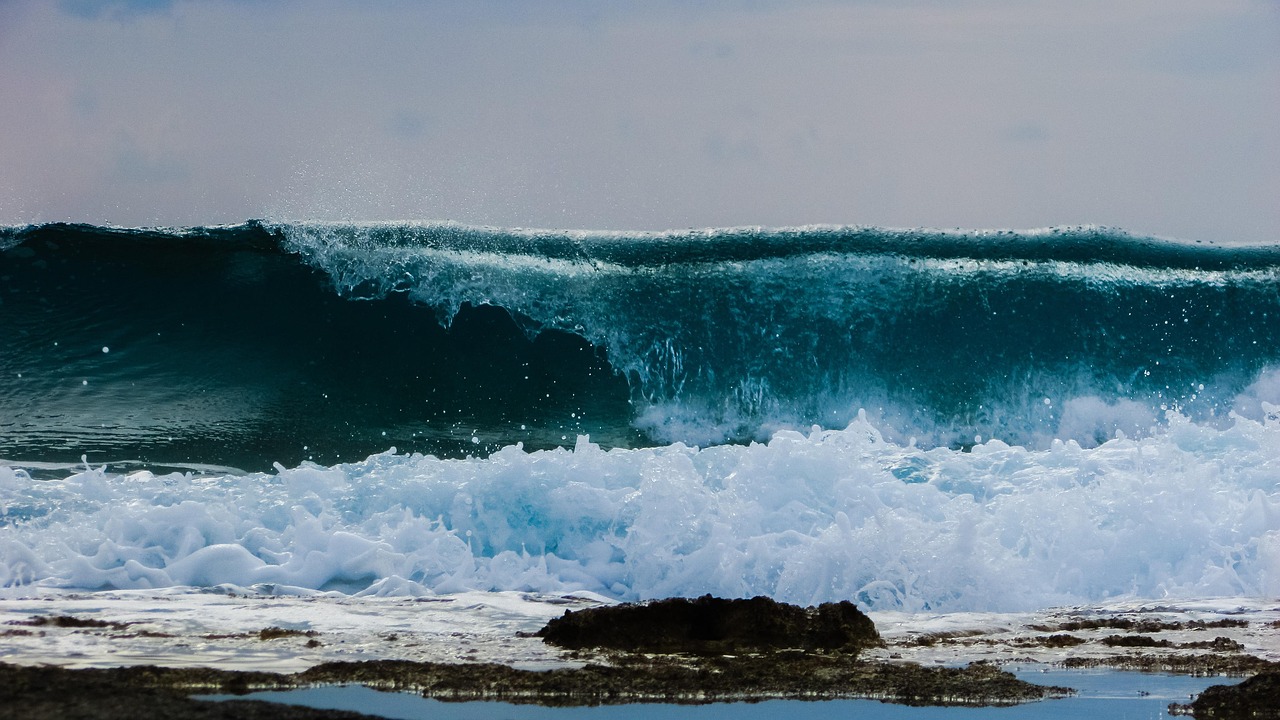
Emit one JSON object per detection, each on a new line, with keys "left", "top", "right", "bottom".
{"left": 2, "top": 411, "right": 1278, "bottom": 612}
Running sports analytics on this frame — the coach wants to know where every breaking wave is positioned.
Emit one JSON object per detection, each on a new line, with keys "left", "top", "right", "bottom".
{"left": 3, "top": 221, "right": 1279, "bottom": 611}
{"left": 3, "top": 221, "right": 1279, "bottom": 469}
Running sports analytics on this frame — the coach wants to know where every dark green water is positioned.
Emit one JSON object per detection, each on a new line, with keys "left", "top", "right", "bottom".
{"left": 4, "top": 221, "right": 1279, "bottom": 470}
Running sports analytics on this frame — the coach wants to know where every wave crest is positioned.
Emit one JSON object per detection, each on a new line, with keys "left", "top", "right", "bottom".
{"left": 4, "top": 221, "right": 1279, "bottom": 464}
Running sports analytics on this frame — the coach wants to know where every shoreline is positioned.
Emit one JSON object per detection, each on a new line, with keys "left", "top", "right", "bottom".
{"left": 0, "top": 590, "right": 1276, "bottom": 718}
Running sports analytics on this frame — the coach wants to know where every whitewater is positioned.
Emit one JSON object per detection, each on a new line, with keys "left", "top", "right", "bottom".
{"left": 1, "top": 220, "right": 1278, "bottom": 614}
{"left": 2, "top": 413, "right": 1278, "bottom": 611}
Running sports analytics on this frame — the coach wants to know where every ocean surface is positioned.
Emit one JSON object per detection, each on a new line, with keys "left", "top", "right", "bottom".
{"left": 1, "top": 221, "right": 1278, "bottom": 612}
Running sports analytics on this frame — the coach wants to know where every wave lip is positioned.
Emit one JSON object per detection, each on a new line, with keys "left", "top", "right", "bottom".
{"left": 8, "top": 220, "right": 1279, "bottom": 267}
{"left": 269, "top": 220, "right": 1280, "bottom": 270}
{"left": 274, "top": 221, "right": 1280, "bottom": 444}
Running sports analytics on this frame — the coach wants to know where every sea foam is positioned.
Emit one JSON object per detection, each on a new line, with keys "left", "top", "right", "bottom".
{"left": 3, "top": 409, "right": 1277, "bottom": 612}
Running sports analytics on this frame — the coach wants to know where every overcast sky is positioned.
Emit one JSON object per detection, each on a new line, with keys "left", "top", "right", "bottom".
{"left": 1, "top": 0, "right": 1277, "bottom": 242}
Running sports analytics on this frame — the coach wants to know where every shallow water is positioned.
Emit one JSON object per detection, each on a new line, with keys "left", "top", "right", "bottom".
{"left": 198, "top": 667, "right": 1236, "bottom": 719}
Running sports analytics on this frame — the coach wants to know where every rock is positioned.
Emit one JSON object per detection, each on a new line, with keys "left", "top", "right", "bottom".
{"left": 1175, "top": 671, "right": 1280, "bottom": 719}
{"left": 537, "top": 594, "right": 880, "bottom": 655}
{"left": 0, "top": 663, "right": 380, "bottom": 720}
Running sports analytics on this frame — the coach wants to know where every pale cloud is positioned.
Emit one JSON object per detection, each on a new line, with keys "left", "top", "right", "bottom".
{"left": 1002, "top": 123, "right": 1048, "bottom": 144}
{"left": 109, "top": 133, "right": 191, "bottom": 186}
{"left": 0, "top": 0, "right": 1276, "bottom": 242}
{"left": 1148, "top": 9, "right": 1280, "bottom": 75}
{"left": 59, "top": 0, "right": 175, "bottom": 21}
{"left": 386, "top": 109, "right": 434, "bottom": 141}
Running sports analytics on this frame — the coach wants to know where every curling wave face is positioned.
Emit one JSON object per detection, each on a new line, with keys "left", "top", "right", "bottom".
{"left": 2, "top": 221, "right": 1279, "bottom": 468}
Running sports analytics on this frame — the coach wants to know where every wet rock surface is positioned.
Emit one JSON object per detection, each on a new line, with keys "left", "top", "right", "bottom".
{"left": 1061, "top": 653, "right": 1275, "bottom": 676}
{"left": 1169, "top": 670, "right": 1280, "bottom": 718}
{"left": 0, "top": 663, "right": 379, "bottom": 720}
{"left": 296, "top": 655, "right": 1067, "bottom": 706}
{"left": 536, "top": 594, "right": 881, "bottom": 654}
{"left": 0, "top": 654, "right": 1067, "bottom": 717}
{"left": 0, "top": 596, "right": 1073, "bottom": 716}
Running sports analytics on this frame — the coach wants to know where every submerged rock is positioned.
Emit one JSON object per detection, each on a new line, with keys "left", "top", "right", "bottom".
{"left": 537, "top": 594, "right": 880, "bottom": 655}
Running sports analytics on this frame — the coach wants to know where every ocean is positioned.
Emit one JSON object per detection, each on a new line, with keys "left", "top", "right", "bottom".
{"left": 1, "top": 220, "right": 1278, "bottom": 612}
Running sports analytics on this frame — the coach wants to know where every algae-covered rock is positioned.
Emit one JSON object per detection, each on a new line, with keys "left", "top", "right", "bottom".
{"left": 537, "top": 594, "right": 879, "bottom": 655}
{"left": 1177, "top": 671, "right": 1280, "bottom": 719}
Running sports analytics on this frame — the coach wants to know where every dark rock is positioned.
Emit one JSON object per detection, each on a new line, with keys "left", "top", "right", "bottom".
{"left": 1063, "top": 653, "right": 1272, "bottom": 675}
{"left": 258, "top": 626, "right": 319, "bottom": 641}
{"left": 1187, "top": 619, "right": 1249, "bottom": 630}
{"left": 1032, "top": 617, "right": 1211, "bottom": 633}
{"left": 295, "top": 656, "right": 1068, "bottom": 706}
{"left": 0, "top": 595, "right": 1074, "bottom": 713}
{"left": 0, "top": 663, "right": 382, "bottom": 720}
{"left": 1102, "top": 634, "right": 1172, "bottom": 648}
{"left": 1180, "top": 637, "right": 1246, "bottom": 652}
{"left": 1039, "top": 633, "right": 1087, "bottom": 647}
{"left": 1171, "top": 671, "right": 1280, "bottom": 718}
{"left": 10, "top": 615, "right": 130, "bottom": 630}
{"left": 536, "top": 594, "right": 880, "bottom": 655}
{"left": 0, "top": 646, "right": 1067, "bottom": 713}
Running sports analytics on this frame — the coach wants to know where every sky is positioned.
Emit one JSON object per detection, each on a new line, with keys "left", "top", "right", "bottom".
{"left": 0, "top": 0, "right": 1277, "bottom": 243}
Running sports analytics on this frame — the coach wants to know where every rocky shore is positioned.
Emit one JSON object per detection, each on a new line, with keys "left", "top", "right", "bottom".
{"left": 1168, "top": 671, "right": 1280, "bottom": 718}
{"left": 0, "top": 596, "right": 1070, "bottom": 718}
{"left": 1, "top": 593, "right": 1275, "bottom": 719}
